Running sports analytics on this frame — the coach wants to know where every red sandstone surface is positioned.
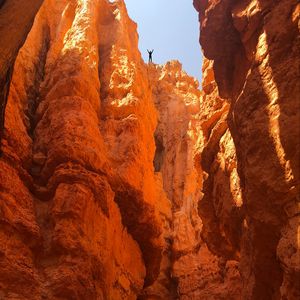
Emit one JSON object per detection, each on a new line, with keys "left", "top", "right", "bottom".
{"left": 194, "top": 0, "right": 300, "bottom": 299}
{"left": 0, "top": 0, "right": 299, "bottom": 299}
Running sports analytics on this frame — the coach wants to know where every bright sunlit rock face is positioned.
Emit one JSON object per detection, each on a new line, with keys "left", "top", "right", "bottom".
{"left": 0, "top": 0, "right": 44, "bottom": 142}
{"left": 0, "top": 0, "right": 298, "bottom": 299}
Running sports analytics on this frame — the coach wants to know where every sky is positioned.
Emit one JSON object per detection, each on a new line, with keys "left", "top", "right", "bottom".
{"left": 124, "top": 0, "right": 203, "bottom": 83}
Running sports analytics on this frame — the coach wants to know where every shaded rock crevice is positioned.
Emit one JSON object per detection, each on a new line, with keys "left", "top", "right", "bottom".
{"left": 0, "top": 0, "right": 298, "bottom": 299}
{"left": 0, "top": 0, "right": 44, "bottom": 148}
{"left": 25, "top": 24, "right": 50, "bottom": 138}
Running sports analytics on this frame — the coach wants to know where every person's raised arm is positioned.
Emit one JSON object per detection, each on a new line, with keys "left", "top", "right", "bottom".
{"left": 152, "top": 49, "right": 154, "bottom": 53}
{"left": 147, "top": 49, "right": 150, "bottom": 53}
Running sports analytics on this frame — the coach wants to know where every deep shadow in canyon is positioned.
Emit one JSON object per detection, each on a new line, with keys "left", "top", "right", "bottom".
{"left": 0, "top": 0, "right": 299, "bottom": 299}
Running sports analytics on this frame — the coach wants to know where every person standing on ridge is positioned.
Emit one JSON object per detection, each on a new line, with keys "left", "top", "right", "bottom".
{"left": 147, "top": 49, "right": 154, "bottom": 63}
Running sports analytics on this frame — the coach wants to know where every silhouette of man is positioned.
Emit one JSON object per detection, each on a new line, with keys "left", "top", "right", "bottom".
{"left": 147, "top": 49, "right": 154, "bottom": 63}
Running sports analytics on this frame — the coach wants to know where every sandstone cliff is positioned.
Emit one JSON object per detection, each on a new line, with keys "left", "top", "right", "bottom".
{"left": 1, "top": 0, "right": 163, "bottom": 298}
{"left": 194, "top": 0, "right": 300, "bottom": 299}
{"left": 1, "top": 0, "right": 243, "bottom": 298}
{"left": 144, "top": 61, "right": 242, "bottom": 299}
{"left": 0, "top": 0, "right": 299, "bottom": 299}
{"left": 0, "top": 0, "right": 43, "bottom": 145}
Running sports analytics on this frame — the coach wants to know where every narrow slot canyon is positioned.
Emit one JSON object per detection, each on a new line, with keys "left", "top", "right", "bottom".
{"left": 0, "top": 0, "right": 299, "bottom": 299}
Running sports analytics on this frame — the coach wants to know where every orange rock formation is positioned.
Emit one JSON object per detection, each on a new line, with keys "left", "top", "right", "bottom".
{"left": 194, "top": 0, "right": 300, "bottom": 299}
{"left": 0, "top": 0, "right": 43, "bottom": 142}
{"left": 0, "top": 0, "right": 299, "bottom": 299}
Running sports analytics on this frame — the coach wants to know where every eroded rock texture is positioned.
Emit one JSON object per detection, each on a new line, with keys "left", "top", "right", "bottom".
{"left": 1, "top": 0, "right": 298, "bottom": 299}
{"left": 194, "top": 0, "right": 300, "bottom": 299}
{"left": 1, "top": 0, "right": 243, "bottom": 297}
{"left": 1, "top": 0, "right": 162, "bottom": 298}
{"left": 145, "top": 61, "right": 242, "bottom": 300}
{"left": 0, "top": 0, "right": 43, "bottom": 144}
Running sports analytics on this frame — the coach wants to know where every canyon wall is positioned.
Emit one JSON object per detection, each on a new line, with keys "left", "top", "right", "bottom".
{"left": 1, "top": 0, "right": 163, "bottom": 298}
{"left": 0, "top": 0, "right": 43, "bottom": 143}
{"left": 0, "top": 0, "right": 244, "bottom": 298}
{"left": 0, "top": 0, "right": 298, "bottom": 299}
{"left": 194, "top": 0, "right": 300, "bottom": 299}
{"left": 144, "top": 61, "right": 242, "bottom": 299}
